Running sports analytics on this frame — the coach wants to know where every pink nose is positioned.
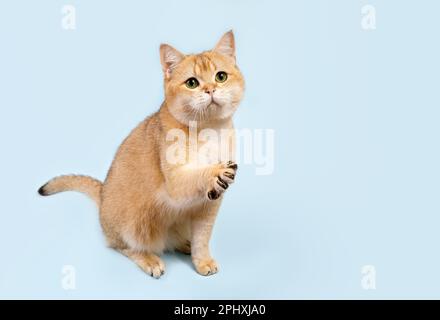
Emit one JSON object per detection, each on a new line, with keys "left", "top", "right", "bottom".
{"left": 204, "top": 88, "right": 216, "bottom": 95}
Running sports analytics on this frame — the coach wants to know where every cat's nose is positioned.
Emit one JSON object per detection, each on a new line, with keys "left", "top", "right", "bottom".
{"left": 204, "top": 88, "right": 216, "bottom": 95}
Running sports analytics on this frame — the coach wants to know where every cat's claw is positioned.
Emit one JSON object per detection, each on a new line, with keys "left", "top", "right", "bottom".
{"left": 208, "top": 189, "right": 220, "bottom": 200}
{"left": 226, "top": 161, "right": 238, "bottom": 170}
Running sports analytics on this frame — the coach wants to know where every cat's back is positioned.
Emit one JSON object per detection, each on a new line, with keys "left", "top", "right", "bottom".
{"left": 103, "top": 111, "right": 164, "bottom": 191}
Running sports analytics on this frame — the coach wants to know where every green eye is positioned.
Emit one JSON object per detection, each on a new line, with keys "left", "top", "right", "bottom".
{"left": 185, "top": 77, "right": 199, "bottom": 89}
{"left": 215, "top": 71, "right": 228, "bottom": 83}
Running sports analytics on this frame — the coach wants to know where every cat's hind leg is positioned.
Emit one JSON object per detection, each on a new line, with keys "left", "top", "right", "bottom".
{"left": 167, "top": 219, "right": 192, "bottom": 255}
{"left": 175, "top": 239, "right": 191, "bottom": 255}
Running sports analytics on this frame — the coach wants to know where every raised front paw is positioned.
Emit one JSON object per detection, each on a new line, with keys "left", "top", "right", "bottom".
{"left": 207, "top": 161, "right": 238, "bottom": 200}
{"left": 193, "top": 258, "right": 219, "bottom": 276}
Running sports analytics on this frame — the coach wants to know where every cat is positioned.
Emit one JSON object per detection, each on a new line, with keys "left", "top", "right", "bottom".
{"left": 38, "top": 31, "right": 245, "bottom": 278}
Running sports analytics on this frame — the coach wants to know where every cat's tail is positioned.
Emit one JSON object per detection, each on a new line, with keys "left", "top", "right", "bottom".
{"left": 38, "top": 175, "right": 103, "bottom": 207}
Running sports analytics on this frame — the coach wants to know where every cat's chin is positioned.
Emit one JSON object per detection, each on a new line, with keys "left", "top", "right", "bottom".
{"left": 205, "top": 105, "right": 236, "bottom": 122}
{"left": 208, "top": 101, "right": 220, "bottom": 108}
{"left": 213, "top": 105, "right": 238, "bottom": 120}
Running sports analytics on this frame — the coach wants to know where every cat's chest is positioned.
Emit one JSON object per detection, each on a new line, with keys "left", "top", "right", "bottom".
{"left": 184, "top": 124, "right": 235, "bottom": 169}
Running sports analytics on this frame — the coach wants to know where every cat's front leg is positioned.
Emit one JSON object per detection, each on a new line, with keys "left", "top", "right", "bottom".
{"left": 161, "top": 160, "right": 237, "bottom": 201}
{"left": 191, "top": 202, "right": 221, "bottom": 276}
{"left": 118, "top": 249, "right": 165, "bottom": 279}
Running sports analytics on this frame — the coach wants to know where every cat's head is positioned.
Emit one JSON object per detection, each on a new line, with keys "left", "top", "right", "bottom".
{"left": 160, "top": 31, "right": 244, "bottom": 124}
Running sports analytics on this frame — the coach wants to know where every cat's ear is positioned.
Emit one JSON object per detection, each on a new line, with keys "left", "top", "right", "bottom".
{"left": 160, "top": 44, "right": 184, "bottom": 78}
{"left": 213, "top": 30, "right": 235, "bottom": 60}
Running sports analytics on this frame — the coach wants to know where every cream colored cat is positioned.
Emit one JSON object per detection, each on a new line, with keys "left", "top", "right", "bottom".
{"left": 38, "top": 31, "right": 245, "bottom": 278}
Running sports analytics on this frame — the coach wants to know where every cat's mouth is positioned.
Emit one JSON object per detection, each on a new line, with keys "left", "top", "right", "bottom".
{"left": 207, "top": 97, "right": 221, "bottom": 108}
{"left": 208, "top": 101, "right": 220, "bottom": 108}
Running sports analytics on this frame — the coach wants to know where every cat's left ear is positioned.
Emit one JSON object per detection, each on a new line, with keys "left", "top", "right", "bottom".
{"left": 160, "top": 44, "right": 184, "bottom": 78}
{"left": 213, "top": 30, "right": 236, "bottom": 60}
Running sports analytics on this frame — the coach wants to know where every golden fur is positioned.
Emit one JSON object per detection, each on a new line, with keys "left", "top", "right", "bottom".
{"left": 39, "top": 31, "right": 244, "bottom": 278}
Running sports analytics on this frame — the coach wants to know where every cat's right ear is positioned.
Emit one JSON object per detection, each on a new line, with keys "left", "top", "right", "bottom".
{"left": 160, "top": 44, "right": 184, "bottom": 79}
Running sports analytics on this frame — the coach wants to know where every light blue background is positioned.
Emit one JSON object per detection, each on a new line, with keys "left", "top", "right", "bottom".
{"left": 1, "top": 0, "right": 439, "bottom": 299}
